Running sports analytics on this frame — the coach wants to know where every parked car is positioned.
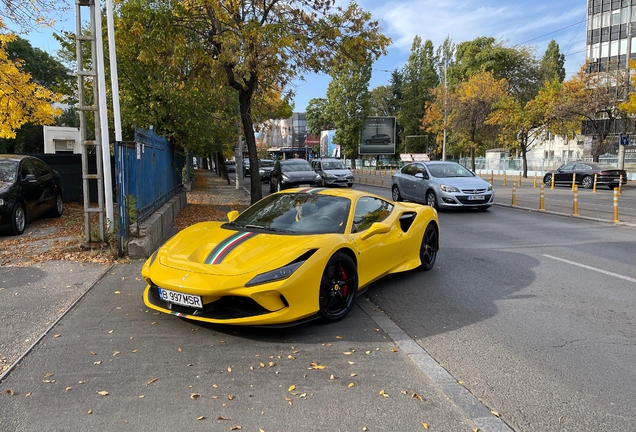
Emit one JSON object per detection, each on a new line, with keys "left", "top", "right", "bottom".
{"left": 243, "top": 159, "right": 250, "bottom": 177}
{"left": 269, "top": 159, "right": 322, "bottom": 192}
{"left": 311, "top": 158, "right": 354, "bottom": 187}
{"left": 141, "top": 187, "right": 439, "bottom": 326}
{"left": 542, "top": 162, "right": 628, "bottom": 189}
{"left": 0, "top": 154, "right": 64, "bottom": 235}
{"left": 226, "top": 160, "right": 236, "bottom": 173}
{"left": 364, "top": 133, "right": 391, "bottom": 145}
{"left": 258, "top": 159, "right": 275, "bottom": 181}
{"left": 391, "top": 161, "right": 493, "bottom": 210}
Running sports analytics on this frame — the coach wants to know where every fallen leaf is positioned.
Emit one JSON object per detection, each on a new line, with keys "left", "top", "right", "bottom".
{"left": 343, "top": 352, "right": 352, "bottom": 355}
{"left": 65, "top": 387, "right": 72, "bottom": 391}
{"left": 97, "top": 391, "right": 109, "bottom": 396}
{"left": 217, "top": 416, "right": 228, "bottom": 420}
{"left": 350, "top": 373, "right": 357, "bottom": 377}
{"left": 43, "top": 380, "right": 55, "bottom": 383}
{"left": 422, "top": 422, "right": 429, "bottom": 429}
{"left": 288, "top": 385, "right": 296, "bottom": 392}
{"left": 348, "top": 383, "right": 354, "bottom": 388}
{"left": 228, "top": 395, "right": 234, "bottom": 400}
{"left": 54, "top": 334, "right": 61, "bottom": 338}
{"left": 114, "top": 291, "right": 121, "bottom": 294}
{"left": 287, "top": 355, "right": 295, "bottom": 360}
{"left": 90, "top": 352, "right": 96, "bottom": 355}
{"left": 365, "top": 351, "right": 371, "bottom": 355}
{"left": 335, "top": 336, "right": 343, "bottom": 339}
{"left": 94, "top": 361, "right": 101, "bottom": 365}
{"left": 43, "top": 373, "right": 53, "bottom": 378}
{"left": 309, "top": 361, "right": 325, "bottom": 370}
{"left": 491, "top": 410, "right": 500, "bottom": 417}
{"left": 412, "top": 392, "right": 423, "bottom": 401}
{"left": 269, "top": 362, "right": 275, "bottom": 367}
{"left": 25, "top": 392, "right": 31, "bottom": 397}
{"left": 113, "top": 351, "right": 120, "bottom": 356}
{"left": 139, "top": 395, "right": 145, "bottom": 398}
{"left": 178, "top": 348, "right": 183, "bottom": 352}
{"left": 390, "top": 347, "right": 398, "bottom": 352}
{"left": 78, "top": 381, "right": 85, "bottom": 384}
{"left": 190, "top": 393, "right": 200, "bottom": 400}
{"left": 88, "top": 409, "right": 93, "bottom": 414}
{"left": 196, "top": 416, "right": 205, "bottom": 421}
{"left": 146, "top": 378, "right": 158, "bottom": 386}
{"left": 6, "top": 389, "right": 14, "bottom": 396}
{"left": 348, "top": 361, "right": 355, "bottom": 365}
{"left": 230, "top": 426, "right": 241, "bottom": 430}
{"left": 330, "top": 374, "right": 335, "bottom": 380}
{"left": 379, "top": 390, "right": 389, "bottom": 398}
{"left": 151, "top": 322, "right": 157, "bottom": 325}
{"left": 108, "top": 330, "right": 113, "bottom": 334}
{"left": 132, "top": 350, "right": 138, "bottom": 353}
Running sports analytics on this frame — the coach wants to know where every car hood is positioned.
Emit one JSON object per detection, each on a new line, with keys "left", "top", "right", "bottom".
{"left": 436, "top": 176, "right": 491, "bottom": 190}
{"left": 158, "top": 222, "right": 317, "bottom": 276}
{"left": 0, "top": 182, "right": 13, "bottom": 195}
{"left": 324, "top": 169, "right": 352, "bottom": 176}
{"left": 283, "top": 171, "right": 318, "bottom": 181}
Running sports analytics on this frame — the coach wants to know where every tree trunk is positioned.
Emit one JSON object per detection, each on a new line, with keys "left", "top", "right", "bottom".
{"left": 238, "top": 89, "right": 263, "bottom": 205}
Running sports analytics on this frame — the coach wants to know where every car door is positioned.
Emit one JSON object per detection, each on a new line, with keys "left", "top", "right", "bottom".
{"left": 554, "top": 163, "right": 576, "bottom": 184}
{"left": 19, "top": 158, "right": 41, "bottom": 217}
{"left": 351, "top": 196, "right": 403, "bottom": 286}
{"left": 573, "top": 163, "right": 593, "bottom": 183}
{"left": 30, "top": 158, "right": 56, "bottom": 215}
{"left": 397, "top": 163, "right": 417, "bottom": 201}
{"left": 411, "top": 163, "right": 430, "bottom": 203}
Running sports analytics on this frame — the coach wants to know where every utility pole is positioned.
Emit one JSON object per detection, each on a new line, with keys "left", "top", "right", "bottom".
{"left": 442, "top": 58, "right": 448, "bottom": 161}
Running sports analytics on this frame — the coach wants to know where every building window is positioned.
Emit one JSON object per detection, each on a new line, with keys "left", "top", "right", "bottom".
{"left": 611, "top": 40, "right": 619, "bottom": 55}
{"left": 631, "top": 37, "right": 636, "bottom": 53}
{"left": 602, "top": 41, "right": 610, "bottom": 57}
{"left": 612, "top": 11, "right": 620, "bottom": 24}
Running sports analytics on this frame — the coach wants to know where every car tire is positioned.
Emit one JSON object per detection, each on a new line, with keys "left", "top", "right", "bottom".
{"left": 417, "top": 222, "right": 438, "bottom": 271}
{"left": 269, "top": 179, "right": 276, "bottom": 193}
{"left": 543, "top": 174, "right": 552, "bottom": 186}
{"left": 383, "top": 140, "right": 388, "bottom": 145}
{"left": 10, "top": 202, "right": 26, "bottom": 236}
{"left": 318, "top": 252, "right": 358, "bottom": 323}
{"left": 347, "top": 183, "right": 353, "bottom": 188}
{"left": 365, "top": 140, "right": 370, "bottom": 145}
{"left": 49, "top": 193, "right": 64, "bottom": 218}
{"left": 426, "top": 190, "right": 438, "bottom": 210}
{"left": 277, "top": 180, "right": 283, "bottom": 192}
{"left": 392, "top": 185, "right": 402, "bottom": 201}
{"left": 581, "top": 175, "right": 593, "bottom": 189}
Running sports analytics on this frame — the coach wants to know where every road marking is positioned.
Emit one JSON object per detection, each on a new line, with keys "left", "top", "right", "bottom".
{"left": 543, "top": 254, "right": 636, "bottom": 283}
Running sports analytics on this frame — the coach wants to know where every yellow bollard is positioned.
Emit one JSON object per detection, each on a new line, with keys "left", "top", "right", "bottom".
{"left": 592, "top": 173, "right": 597, "bottom": 193}
{"left": 539, "top": 182, "right": 545, "bottom": 211}
{"left": 572, "top": 184, "right": 579, "bottom": 216}
{"left": 613, "top": 188, "right": 620, "bottom": 223}
{"left": 550, "top": 171, "right": 555, "bottom": 189}
{"left": 365, "top": 170, "right": 368, "bottom": 185}
{"left": 518, "top": 172, "right": 522, "bottom": 187}
{"left": 619, "top": 174, "right": 623, "bottom": 195}
{"left": 490, "top": 170, "right": 494, "bottom": 185}
{"left": 503, "top": 171, "right": 507, "bottom": 186}
{"left": 511, "top": 181, "right": 517, "bottom": 207}
{"left": 479, "top": 169, "right": 482, "bottom": 177}
{"left": 372, "top": 170, "right": 376, "bottom": 186}
{"left": 571, "top": 172, "right": 576, "bottom": 191}
{"left": 533, "top": 172, "right": 537, "bottom": 188}
{"left": 381, "top": 169, "right": 385, "bottom": 187}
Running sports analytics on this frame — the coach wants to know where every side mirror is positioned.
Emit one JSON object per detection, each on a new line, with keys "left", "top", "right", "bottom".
{"left": 360, "top": 222, "right": 391, "bottom": 241}
{"left": 23, "top": 174, "right": 37, "bottom": 183}
{"left": 414, "top": 172, "right": 428, "bottom": 180}
{"left": 227, "top": 210, "right": 240, "bottom": 222}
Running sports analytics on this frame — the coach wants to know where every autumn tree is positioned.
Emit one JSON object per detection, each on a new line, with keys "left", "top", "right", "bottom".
{"left": 177, "top": 0, "right": 390, "bottom": 204}
{"left": 448, "top": 71, "right": 508, "bottom": 170}
{"left": 305, "top": 98, "right": 332, "bottom": 136}
{"left": 369, "top": 85, "right": 397, "bottom": 117}
{"left": 553, "top": 63, "right": 632, "bottom": 161}
{"left": 325, "top": 57, "right": 372, "bottom": 166}
{"left": 0, "top": 1, "right": 68, "bottom": 31}
{"left": 0, "top": 30, "right": 62, "bottom": 141}
{"left": 540, "top": 39, "right": 566, "bottom": 84}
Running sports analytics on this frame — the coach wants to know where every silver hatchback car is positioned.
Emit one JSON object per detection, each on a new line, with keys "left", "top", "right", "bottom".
{"left": 391, "top": 161, "right": 493, "bottom": 210}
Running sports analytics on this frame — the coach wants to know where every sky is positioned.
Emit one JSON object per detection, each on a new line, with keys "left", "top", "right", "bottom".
{"left": 18, "top": 0, "right": 587, "bottom": 112}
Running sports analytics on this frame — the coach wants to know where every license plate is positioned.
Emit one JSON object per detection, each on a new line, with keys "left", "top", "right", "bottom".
{"left": 299, "top": 184, "right": 310, "bottom": 187}
{"left": 158, "top": 288, "right": 203, "bottom": 309}
{"left": 467, "top": 195, "right": 486, "bottom": 201}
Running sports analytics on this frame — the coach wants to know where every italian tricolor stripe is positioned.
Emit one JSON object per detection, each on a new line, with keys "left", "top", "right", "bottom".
{"left": 204, "top": 231, "right": 256, "bottom": 265}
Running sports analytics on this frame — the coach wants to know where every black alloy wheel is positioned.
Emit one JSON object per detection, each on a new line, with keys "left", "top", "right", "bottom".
{"left": 49, "top": 193, "right": 64, "bottom": 217}
{"left": 318, "top": 252, "right": 358, "bottom": 323}
{"left": 581, "top": 175, "right": 593, "bottom": 189}
{"left": 418, "top": 222, "right": 438, "bottom": 271}
{"left": 392, "top": 185, "right": 402, "bottom": 201}
{"left": 543, "top": 174, "right": 552, "bottom": 186}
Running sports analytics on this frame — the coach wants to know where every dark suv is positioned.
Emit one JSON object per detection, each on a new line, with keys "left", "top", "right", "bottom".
{"left": 364, "top": 134, "right": 391, "bottom": 145}
{"left": 269, "top": 159, "right": 322, "bottom": 192}
{"left": 311, "top": 158, "right": 354, "bottom": 187}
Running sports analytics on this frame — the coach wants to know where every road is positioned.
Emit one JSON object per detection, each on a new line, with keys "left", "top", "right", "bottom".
{"left": 355, "top": 181, "right": 636, "bottom": 430}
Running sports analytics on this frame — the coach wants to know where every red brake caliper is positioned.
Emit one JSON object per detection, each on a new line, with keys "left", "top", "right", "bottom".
{"left": 340, "top": 266, "right": 348, "bottom": 296}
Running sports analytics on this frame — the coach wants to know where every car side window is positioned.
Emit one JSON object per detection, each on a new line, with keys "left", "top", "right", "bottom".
{"left": 20, "top": 160, "right": 37, "bottom": 180}
{"left": 352, "top": 197, "right": 394, "bottom": 233}
{"left": 403, "top": 164, "right": 417, "bottom": 176}
{"left": 561, "top": 164, "right": 576, "bottom": 171}
{"left": 574, "top": 164, "right": 591, "bottom": 170}
{"left": 32, "top": 159, "right": 50, "bottom": 177}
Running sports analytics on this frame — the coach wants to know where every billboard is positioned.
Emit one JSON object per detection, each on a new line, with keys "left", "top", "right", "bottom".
{"left": 320, "top": 130, "right": 340, "bottom": 157}
{"left": 359, "top": 117, "right": 396, "bottom": 155}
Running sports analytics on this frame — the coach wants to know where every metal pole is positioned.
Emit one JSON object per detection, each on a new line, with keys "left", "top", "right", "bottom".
{"left": 442, "top": 59, "right": 447, "bottom": 161}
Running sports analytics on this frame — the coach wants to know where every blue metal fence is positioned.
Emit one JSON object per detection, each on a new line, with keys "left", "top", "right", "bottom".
{"left": 115, "top": 127, "right": 184, "bottom": 255}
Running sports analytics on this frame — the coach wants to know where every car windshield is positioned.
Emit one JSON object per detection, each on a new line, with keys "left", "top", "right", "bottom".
{"left": 227, "top": 193, "right": 350, "bottom": 234}
{"left": 427, "top": 163, "right": 474, "bottom": 178}
{"left": 260, "top": 160, "right": 275, "bottom": 167}
{"left": 322, "top": 161, "right": 346, "bottom": 170}
{"left": 281, "top": 161, "right": 312, "bottom": 172}
{"left": 0, "top": 160, "right": 17, "bottom": 182}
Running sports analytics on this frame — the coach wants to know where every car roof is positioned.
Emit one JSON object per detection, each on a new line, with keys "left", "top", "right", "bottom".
{"left": 0, "top": 154, "right": 29, "bottom": 162}
{"left": 280, "top": 158, "right": 309, "bottom": 163}
{"left": 277, "top": 187, "right": 384, "bottom": 200}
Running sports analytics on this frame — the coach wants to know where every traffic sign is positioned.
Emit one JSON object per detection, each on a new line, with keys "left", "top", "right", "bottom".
{"left": 620, "top": 134, "right": 629, "bottom": 146}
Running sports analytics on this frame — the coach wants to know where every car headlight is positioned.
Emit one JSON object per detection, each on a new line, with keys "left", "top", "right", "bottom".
{"left": 314, "top": 174, "right": 322, "bottom": 181}
{"left": 488, "top": 184, "right": 493, "bottom": 191}
{"left": 324, "top": 173, "right": 335, "bottom": 179}
{"left": 440, "top": 184, "right": 460, "bottom": 193}
{"left": 246, "top": 261, "right": 304, "bottom": 287}
{"left": 0, "top": 198, "right": 4, "bottom": 206}
{"left": 282, "top": 174, "right": 291, "bottom": 181}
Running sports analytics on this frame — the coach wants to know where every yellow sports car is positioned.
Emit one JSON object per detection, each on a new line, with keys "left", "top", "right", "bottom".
{"left": 142, "top": 187, "right": 439, "bottom": 326}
